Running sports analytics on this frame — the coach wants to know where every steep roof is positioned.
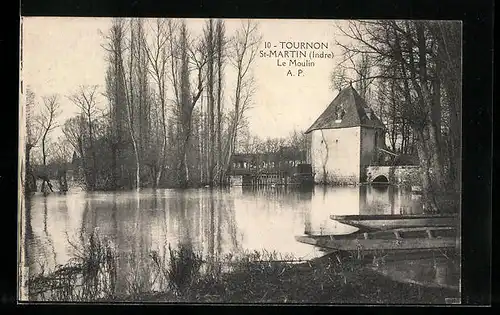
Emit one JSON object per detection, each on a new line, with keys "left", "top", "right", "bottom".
{"left": 305, "top": 85, "right": 385, "bottom": 134}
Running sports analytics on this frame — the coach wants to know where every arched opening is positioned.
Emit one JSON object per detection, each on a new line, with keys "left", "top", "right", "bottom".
{"left": 372, "top": 175, "right": 389, "bottom": 184}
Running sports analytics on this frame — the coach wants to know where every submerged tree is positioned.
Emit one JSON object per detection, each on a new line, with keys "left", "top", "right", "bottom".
{"left": 172, "top": 21, "right": 207, "bottom": 187}
{"left": 102, "top": 18, "right": 130, "bottom": 190}
{"left": 202, "top": 19, "right": 228, "bottom": 186}
{"left": 143, "top": 18, "right": 172, "bottom": 188}
{"left": 119, "top": 18, "right": 152, "bottom": 191}
{"left": 25, "top": 87, "right": 42, "bottom": 194}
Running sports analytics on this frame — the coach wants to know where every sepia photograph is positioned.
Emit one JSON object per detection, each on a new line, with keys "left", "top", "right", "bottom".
{"left": 18, "top": 18, "right": 462, "bottom": 304}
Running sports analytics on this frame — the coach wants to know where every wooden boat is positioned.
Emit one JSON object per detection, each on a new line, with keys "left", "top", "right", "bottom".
{"left": 296, "top": 226, "right": 458, "bottom": 252}
{"left": 330, "top": 213, "right": 458, "bottom": 231}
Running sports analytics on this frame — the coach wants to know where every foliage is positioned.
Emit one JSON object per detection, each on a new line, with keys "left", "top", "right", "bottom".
{"left": 27, "top": 230, "right": 117, "bottom": 301}
{"left": 149, "top": 243, "right": 205, "bottom": 296}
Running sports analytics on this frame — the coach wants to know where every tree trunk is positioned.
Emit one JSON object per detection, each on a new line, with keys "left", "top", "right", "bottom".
{"left": 25, "top": 145, "right": 36, "bottom": 194}
{"left": 415, "top": 129, "right": 439, "bottom": 213}
{"left": 88, "top": 115, "right": 97, "bottom": 190}
{"left": 216, "top": 21, "right": 224, "bottom": 186}
{"left": 110, "top": 144, "right": 118, "bottom": 190}
{"left": 207, "top": 20, "right": 215, "bottom": 186}
{"left": 414, "top": 22, "right": 446, "bottom": 194}
{"left": 178, "top": 125, "right": 192, "bottom": 188}
{"left": 155, "top": 163, "right": 163, "bottom": 188}
{"left": 131, "top": 135, "right": 141, "bottom": 191}
{"left": 200, "top": 96, "right": 205, "bottom": 184}
{"left": 428, "top": 120, "right": 446, "bottom": 192}
{"left": 427, "top": 72, "right": 447, "bottom": 193}
{"left": 157, "top": 97, "right": 167, "bottom": 187}
{"left": 443, "top": 81, "right": 461, "bottom": 192}
{"left": 41, "top": 132, "right": 48, "bottom": 167}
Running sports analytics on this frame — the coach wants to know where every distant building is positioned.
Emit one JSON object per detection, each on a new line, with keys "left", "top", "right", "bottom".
{"left": 231, "top": 147, "right": 307, "bottom": 174}
{"left": 304, "top": 85, "right": 386, "bottom": 184}
{"left": 229, "top": 147, "right": 307, "bottom": 186}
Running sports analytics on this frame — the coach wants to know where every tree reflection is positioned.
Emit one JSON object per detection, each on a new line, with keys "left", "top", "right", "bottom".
{"left": 42, "top": 197, "right": 58, "bottom": 270}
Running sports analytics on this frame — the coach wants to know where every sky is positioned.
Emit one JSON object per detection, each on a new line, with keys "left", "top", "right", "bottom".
{"left": 22, "top": 17, "right": 351, "bottom": 140}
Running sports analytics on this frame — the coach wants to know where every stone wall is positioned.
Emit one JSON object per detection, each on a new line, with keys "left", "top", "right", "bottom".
{"left": 366, "top": 165, "right": 421, "bottom": 187}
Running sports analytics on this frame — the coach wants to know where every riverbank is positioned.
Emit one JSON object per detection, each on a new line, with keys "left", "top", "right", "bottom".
{"left": 23, "top": 187, "right": 461, "bottom": 304}
{"left": 113, "top": 252, "right": 459, "bottom": 304}
{"left": 25, "top": 234, "right": 459, "bottom": 304}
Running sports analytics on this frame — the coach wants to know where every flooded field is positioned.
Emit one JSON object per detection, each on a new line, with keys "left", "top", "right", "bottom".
{"left": 19, "top": 185, "right": 459, "bottom": 302}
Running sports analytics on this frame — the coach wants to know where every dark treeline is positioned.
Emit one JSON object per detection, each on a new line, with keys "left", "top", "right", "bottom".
{"left": 24, "top": 18, "right": 262, "bottom": 192}
{"left": 331, "top": 20, "right": 461, "bottom": 211}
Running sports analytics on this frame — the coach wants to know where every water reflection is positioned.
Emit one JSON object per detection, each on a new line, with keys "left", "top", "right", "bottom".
{"left": 305, "top": 185, "right": 424, "bottom": 236}
{"left": 21, "top": 185, "right": 434, "bottom": 298}
{"left": 370, "top": 256, "right": 460, "bottom": 291}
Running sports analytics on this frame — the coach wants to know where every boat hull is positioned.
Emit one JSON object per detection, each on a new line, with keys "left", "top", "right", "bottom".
{"left": 330, "top": 214, "right": 458, "bottom": 231}
{"left": 295, "top": 235, "right": 457, "bottom": 252}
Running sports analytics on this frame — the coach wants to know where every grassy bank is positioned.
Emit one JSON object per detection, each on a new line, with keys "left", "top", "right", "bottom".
{"left": 25, "top": 231, "right": 459, "bottom": 304}
{"left": 139, "top": 252, "right": 459, "bottom": 304}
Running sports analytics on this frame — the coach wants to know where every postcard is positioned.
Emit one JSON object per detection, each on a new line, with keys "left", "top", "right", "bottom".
{"left": 18, "top": 18, "right": 462, "bottom": 304}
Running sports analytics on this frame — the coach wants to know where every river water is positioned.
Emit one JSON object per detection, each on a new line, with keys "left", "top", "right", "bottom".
{"left": 19, "top": 185, "right": 459, "bottom": 300}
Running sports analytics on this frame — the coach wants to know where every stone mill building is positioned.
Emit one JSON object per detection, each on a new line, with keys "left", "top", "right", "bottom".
{"left": 305, "top": 85, "right": 387, "bottom": 185}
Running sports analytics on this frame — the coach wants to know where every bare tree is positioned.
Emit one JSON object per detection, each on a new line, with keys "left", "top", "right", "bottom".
{"left": 144, "top": 18, "right": 172, "bottom": 187}
{"left": 202, "top": 19, "right": 228, "bottom": 186}
{"left": 38, "top": 95, "right": 61, "bottom": 167}
{"left": 37, "top": 94, "right": 61, "bottom": 193}
{"left": 25, "top": 87, "right": 42, "bottom": 193}
{"left": 68, "top": 85, "right": 100, "bottom": 190}
{"left": 204, "top": 19, "right": 216, "bottom": 185}
{"left": 214, "top": 20, "right": 227, "bottom": 184}
{"left": 331, "top": 65, "right": 352, "bottom": 92}
{"left": 427, "top": 21, "right": 462, "bottom": 190}
{"left": 102, "top": 17, "right": 129, "bottom": 190}
{"left": 125, "top": 19, "right": 142, "bottom": 191}
{"left": 171, "top": 21, "right": 207, "bottom": 187}
{"left": 334, "top": 20, "right": 461, "bottom": 212}
{"left": 50, "top": 136, "right": 72, "bottom": 191}
{"left": 62, "top": 116, "right": 83, "bottom": 156}
{"left": 118, "top": 18, "right": 152, "bottom": 191}
{"left": 221, "top": 20, "right": 261, "bottom": 180}
{"left": 354, "top": 53, "right": 374, "bottom": 101}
